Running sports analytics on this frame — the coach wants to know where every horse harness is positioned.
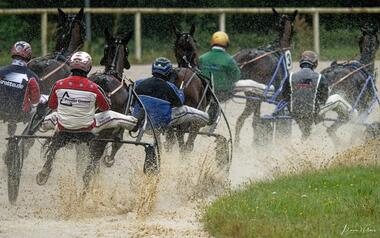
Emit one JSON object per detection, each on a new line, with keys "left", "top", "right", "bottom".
{"left": 329, "top": 62, "right": 373, "bottom": 90}
{"left": 238, "top": 47, "right": 291, "bottom": 69}
{"left": 107, "top": 74, "right": 133, "bottom": 97}
{"left": 28, "top": 44, "right": 82, "bottom": 81}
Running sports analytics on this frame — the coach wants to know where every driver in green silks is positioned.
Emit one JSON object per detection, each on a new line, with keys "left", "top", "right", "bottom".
{"left": 199, "top": 31, "right": 240, "bottom": 124}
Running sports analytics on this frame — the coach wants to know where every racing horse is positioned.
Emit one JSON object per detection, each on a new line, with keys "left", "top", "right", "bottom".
{"left": 83, "top": 28, "right": 134, "bottom": 189}
{"left": 28, "top": 8, "right": 85, "bottom": 94}
{"left": 86, "top": 28, "right": 133, "bottom": 170}
{"left": 35, "top": 28, "right": 134, "bottom": 189}
{"left": 166, "top": 24, "right": 210, "bottom": 153}
{"left": 233, "top": 8, "right": 297, "bottom": 146}
{"left": 320, "top": 22, "right": 379, "bottom": 144}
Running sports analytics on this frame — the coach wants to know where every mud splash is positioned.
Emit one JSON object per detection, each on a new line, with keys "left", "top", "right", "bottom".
{"left": 1, "top": 62, "right": 380, "bottom": 237}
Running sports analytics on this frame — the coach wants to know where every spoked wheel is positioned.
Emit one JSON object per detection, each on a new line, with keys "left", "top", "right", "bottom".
{"left": 143, "top": 145, "right": 160, "bottom": 175}
{"left": 6, "top": 137, "right": 22, "bottom": 205}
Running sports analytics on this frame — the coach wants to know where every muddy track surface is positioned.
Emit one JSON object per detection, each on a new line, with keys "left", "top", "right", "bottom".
{"left": 1, "top": 61, "right": 379, "bottom": 237}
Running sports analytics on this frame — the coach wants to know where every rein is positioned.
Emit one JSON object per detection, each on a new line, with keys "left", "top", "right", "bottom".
{"left": 239, "top": 47, "right": 291, "bottom": 69}
{"left": 107, "top": 76, "right": 132, "bottom": 97}
{"left": 330, "top": 63, "right": 373, "bottom": 89}
{"left": 39, "top": 44, "right": 82, "bottom": 81}
{"left": 180, "top": 71, "right": 197, "bottom": 90}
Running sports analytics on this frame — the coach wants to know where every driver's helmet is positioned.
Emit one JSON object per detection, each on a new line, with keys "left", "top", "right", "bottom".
{"left": 211, "top": 31, "right": 230, "bottom": 48}
{"left": 152, "top": 57, "right": 173, "bottom": 78}
{"left": 69, "top": 51, "right": 92, "bottom": 72}
{"left": 299, "top": 50, "right": 318, "bottom": 69}
{"left": 11, "top": 41, "right": 32, "bottom": 61}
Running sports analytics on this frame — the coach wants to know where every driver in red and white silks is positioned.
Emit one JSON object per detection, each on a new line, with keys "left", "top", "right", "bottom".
{"left": 41, "top": 51, "right": 137, "bottom": 134}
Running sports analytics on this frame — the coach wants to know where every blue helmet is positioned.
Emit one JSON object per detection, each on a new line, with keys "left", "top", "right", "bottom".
{"left": 152, "top": 57, "right": 173, "bottom": 77}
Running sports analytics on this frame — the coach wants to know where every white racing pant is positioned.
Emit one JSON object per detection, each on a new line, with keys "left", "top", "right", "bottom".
{"left": 40, "top": 110, "right": 137, "bottom": 134}
{"left": 234, "top": 79, "right": 275, "bottom": 97}
{"left": 319, "top": 94, "right": 358, "bottom": 118}
{"left": 169, "top": 105, "right": 209, "bottom": 127}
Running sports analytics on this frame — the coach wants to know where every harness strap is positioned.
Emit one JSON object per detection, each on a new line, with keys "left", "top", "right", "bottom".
{"left": 330, "top": 63, "right": 373, "bottom": 90}
{"left": 239, "top": 47, "right": 291, "bottom": 69}
{"left": 181, "top": 72, "right": 196, "bottom": 90}
{"left": 39, "top": 44, "right": 82, "bottom": 81}
{"left": 108, "top": 77, "right": 132, "bottom": 97}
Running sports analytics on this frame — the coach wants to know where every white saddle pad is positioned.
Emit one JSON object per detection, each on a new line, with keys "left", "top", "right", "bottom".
{"left": 234, "top": 80, "right": 275, "bottom": 97}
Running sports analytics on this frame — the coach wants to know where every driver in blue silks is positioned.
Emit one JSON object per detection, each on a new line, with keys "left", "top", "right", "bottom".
{"left": 134, "top": 57, "right": 209, "bottom": 129}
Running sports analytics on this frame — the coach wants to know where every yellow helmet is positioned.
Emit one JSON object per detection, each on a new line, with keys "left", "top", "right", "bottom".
{"left": 211, "top": 31, "right": 229, "bottom": 47}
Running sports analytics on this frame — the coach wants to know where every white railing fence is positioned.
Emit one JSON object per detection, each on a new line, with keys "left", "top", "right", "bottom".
{"left": 1, "top": 7, "right": 379, "bottom": 61}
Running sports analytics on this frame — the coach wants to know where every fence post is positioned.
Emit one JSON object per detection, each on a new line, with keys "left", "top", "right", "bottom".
{"left": 219, "top": 13, "right": 226, "bottom": 32}
{"left": 135, "top": 12, "right": 141, "bottom": 62}
{"left": 41, "top": 12, "right": 48, "bottom": 56}
{"left": 313, "top": 12, "right": 320, "bottom": 56}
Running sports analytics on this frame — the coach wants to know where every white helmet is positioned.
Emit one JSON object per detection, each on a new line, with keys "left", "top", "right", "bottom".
{"left": 11, "top": 41, "right": 32, "bottom": 60}
{"left": 69, "top": 51, "right": 92, "bottom": 72}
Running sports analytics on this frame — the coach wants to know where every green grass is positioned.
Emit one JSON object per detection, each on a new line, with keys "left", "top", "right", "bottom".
{"left": 203, "top": 165, "right": 380, "bottom": 238}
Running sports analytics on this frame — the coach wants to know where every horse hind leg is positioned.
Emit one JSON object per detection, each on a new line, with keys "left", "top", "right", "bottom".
{"left": 36, "top": 136, "right": 66, "bottom": 185}
{"left": 184, "top": 124, "right": 201, "bottom": 153}
{"left": 102, "top": 141, "right": 122, "bottom": 167}
{"left": 164, "top": 128, "right": 176, "bottom": 152}
{"left": 176, "top": 125, "right": 186, "bottom": 153}
{"left": 327, "top": 121, "right": 343, "bottom": 148}
{"left": 296, "top": 118, "right": 313, "bottom": 140}
{"left": 234, "top": 100, "right": 256, "bottom": 147}
{"left": 102, "top": 129, "right": 125, "bottom": 167}
{"left": 83, "top": 141, "right": 107, "bottom": 192}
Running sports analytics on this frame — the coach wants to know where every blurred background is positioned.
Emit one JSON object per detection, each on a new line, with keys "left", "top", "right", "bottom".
{"left": 0, "top": 0, "right": 379, "bottom": 65}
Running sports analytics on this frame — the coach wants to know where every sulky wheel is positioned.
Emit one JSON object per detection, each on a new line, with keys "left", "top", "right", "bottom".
{"left": 6, "top": 137, "right": 22, "bottom": 205}
{"left": 143, "top": 145, "right": 160, "bottom": 175}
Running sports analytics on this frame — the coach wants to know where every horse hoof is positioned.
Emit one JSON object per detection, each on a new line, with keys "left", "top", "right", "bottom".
{"left": 102, "top": 155, "right": 115, "bottom": 167}
{"left": 180, "top": 144, "right": 193, "bottom": 154}
{"left": 36, "top": 169, "right": 50, "bottom": 185}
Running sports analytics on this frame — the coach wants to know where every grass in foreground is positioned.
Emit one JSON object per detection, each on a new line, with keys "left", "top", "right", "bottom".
{"left": 203, "top": 165, "right": 380, "bottom": 238}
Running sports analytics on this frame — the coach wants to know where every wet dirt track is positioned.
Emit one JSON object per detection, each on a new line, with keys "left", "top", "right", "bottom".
{"left": 1, "top": 61, "right": 379, "bottom": 237}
